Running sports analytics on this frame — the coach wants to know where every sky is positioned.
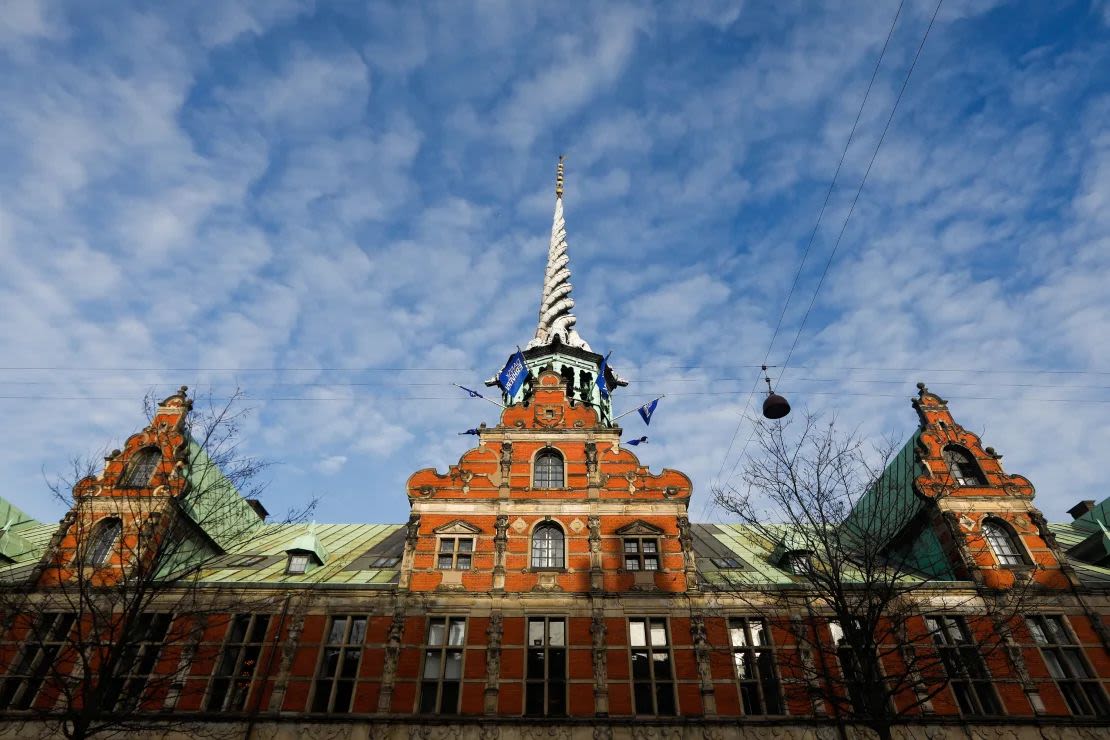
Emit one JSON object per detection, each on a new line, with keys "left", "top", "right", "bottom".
{"left": 1, "top": 0, "right": 1109, "bottom": 527}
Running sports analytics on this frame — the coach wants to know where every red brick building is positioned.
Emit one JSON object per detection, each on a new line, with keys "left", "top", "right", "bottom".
{"left": 0, "top": 165, "right": 1107, "bottom": 739}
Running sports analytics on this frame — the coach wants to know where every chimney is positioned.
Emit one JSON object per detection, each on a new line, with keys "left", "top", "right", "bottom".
{"left": 246, "top": 498, "right": 270, "bottom": 521}
{"left": 1067, "top": 500, "right": 1095, "bottom": 520}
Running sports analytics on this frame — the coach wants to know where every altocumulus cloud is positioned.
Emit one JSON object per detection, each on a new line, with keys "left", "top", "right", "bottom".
{"left": 0, "top": 1, "right": 1108, "bottom": 525}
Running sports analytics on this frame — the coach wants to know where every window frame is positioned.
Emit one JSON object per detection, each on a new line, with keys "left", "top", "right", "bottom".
{"left": 436, "top": 536, "right": 474, "bottom": 570}
{"left": 627, "top": 616, "right": 677, "bottom": 716}
{"left": 119, "top": 447, "right": 161, "bottom": 488}
{"left": 525, "top": 616, "right": 567, "bottom": 717}
{"left": 981, "top": 519, "right": 1025, "bottom": 568}
{"left": 205, "top": 613, "right": 271, "bottom": 713}
{"left": 530, "top": 522, "right": 565, "bottom": 570}
{"left": 419, "top": 616, "right": 467, "bottom": 714}
{"left": 286, "top": 553, "right": 310, "bottom": 575}
{"left": 86, "top": 517, "right": 123, "bottom": 568}
{"left": 943, "top": 445, "right": 986, "bottom": 486}
{"left": 311, "top": 615, "right": 367, "bottom": 714}
{"left": 728, "top": 617, "right": 783, "bottom": 715}
{"left": 623, "top": 537, "right": 660, "bottom": 571}
{"left": 0, "top": 612, "right": 76, "bottom": 711}
{"left": 533, "top": 449, "right": 565, "bottom": 489}
{"left": 1025, "top": 614, "right": 1109, "bottom": 717}
{"left": 108, "top": 612, "right": 173, "bottom": 711}
{"left": 925, "top": 615, "right": 1001, "bottom": 716}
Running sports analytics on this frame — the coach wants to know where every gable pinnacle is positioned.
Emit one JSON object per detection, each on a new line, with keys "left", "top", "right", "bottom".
{"left": 527, "top": 157, "right": 591, "bottom": 352}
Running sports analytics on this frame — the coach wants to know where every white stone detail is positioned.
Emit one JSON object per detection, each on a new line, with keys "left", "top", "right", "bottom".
{"left": 526, "top": 194, "right": 591, "bottom": 351}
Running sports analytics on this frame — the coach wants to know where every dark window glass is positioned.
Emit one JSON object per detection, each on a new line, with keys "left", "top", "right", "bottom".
{"left": 206, "top": 614, "right": 271, "bottom": 712}
{"left": 729, "top": 618, "right": 783, "bottom": 714}
{"left": 926, "top": 615, "right": 1000, "bottom": 716}
{"left": 531, "top": 523, "right": 565, "bottom": 569}
{"left": 104, "top": 613, "right": 172, "bottom": 711}
{"left": 628, "top": 618, "right": 675, "bottom": 716}
{"left": 0, "top": 613, "right": 75, "bottom": 711}
{"left": 1026, "top": 615, "right": 1109, "bottom": 716}
{"left": 534, "top": 451, "right": 564, "bottom": 488}
{"left": 943, "top": 446, "right": 986, "bottom": 486}
{"left": 982, "top": 521, "right": 1023, "bottom": 567}
{"left": 419, "top": 617, "right": 466, "bottom": 714}
{"left": 311, "top": 616, "right": 365, "bottom": 713}
{"left": 437, "top": 537, "right": 475, "bottom": 569}
{"left": 120, "top": 447, "right": 161, "bottom": 488}
{"left": 87, "top": 518, "right": 123, "bottom": 567}
{"left": 525, "top": 617, "right": 566, "bottom": 716}
{"left": 623, "top": 537, "right": 660, "bottom": 571}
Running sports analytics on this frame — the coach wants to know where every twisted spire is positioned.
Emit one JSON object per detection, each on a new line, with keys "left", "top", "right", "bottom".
{"left": 527, "top": 156, "right": 591, "bottom": 351}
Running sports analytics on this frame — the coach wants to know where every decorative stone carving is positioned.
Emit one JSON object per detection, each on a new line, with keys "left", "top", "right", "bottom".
{"left": 485, "top": 612, "right": 503, "bottom": 714}
{"left": 1029, "top": 510, "right": 1060, "bottom": 551}
{"left": 499, "top": 441, "right": 512, "bottom": 483}
{"left": 512, "top": 517, "right": 528, "bottom": 533}
{"left": 584, "top": 440, "right": 598, "bottom": 478}
{"left": 570, "top": 518, "right": 585, "bottom": 533}
{"left": 378, "top": 603, "right": 408, "bottom": 712}
{"left": 590, "top": 612, "right": 608, "bottom": 689}
{"left": 494, "top": 515, "right": 509, "bottom": 554}
{"left": 405, "top": 514, "right": 420, "bottom": 549}
{"left": 588, "top": 516, "right": 601, "bottom": 553}
{"left": 526, "top": 158, "right": 591, "bottom": 352}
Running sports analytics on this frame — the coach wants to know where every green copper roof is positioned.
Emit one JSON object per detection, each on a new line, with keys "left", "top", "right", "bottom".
{"left": 195, "top": 523, "right": 404, "bottom": 587}
{"left": 179, "top": 435, "right": 265, "bottom": 552}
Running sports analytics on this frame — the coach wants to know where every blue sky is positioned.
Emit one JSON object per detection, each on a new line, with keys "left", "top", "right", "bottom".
{"left": 2, "top": 1, "right": 1109, "bottom": 526}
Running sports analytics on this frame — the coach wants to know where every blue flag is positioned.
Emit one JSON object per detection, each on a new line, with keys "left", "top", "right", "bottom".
{"left": 458, "top": 428, "right": 480, "bottom": 436}
{"left": 627, "top": 436, "right": 648, "bottom": 446}
{"left": 638, "top": 398, "right": 659, "bottom": 426}
{"left": 498, "top": 350, "right": 530, "bottom": 397}
{"left": 596, "top": 352, "right": 610, "bottom": 399}
{"left": 458, "top": 386, "right": 484, "bottom": 399}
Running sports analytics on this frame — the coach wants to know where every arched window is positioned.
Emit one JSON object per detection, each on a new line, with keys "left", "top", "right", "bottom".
{"left": 531, "top": 522, "right": 565, "bottom": 569}
{"left": 534, "top": 450, "right": 564, "bottom": 489}
{"left": 982, "top": 520, "right": 1023, "bottom": 567}
{"left": 87, "top": 517, "right": 122, "bottom": 567}
{"left": 943, "top": 446, "right": 986, "bottom": 486}
{"left": 120, "top": 447, "right": 161, "bottom": 488}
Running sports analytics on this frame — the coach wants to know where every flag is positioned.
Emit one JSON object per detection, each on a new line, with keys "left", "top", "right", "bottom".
{"left": 458, "top": 428, "right": 480, "bottom": 436}
{"left": 498, "top": 350, "right": 530, "bottom": 397}
{"left": 638, "top": 398, "right": 659, "bottom": 426}
{"left": 458, "top": 386, "right": 484, "bottom": 399}
{"left": 596, "top": 352, "right": 611, "bottom": 399}
{"left": 627, "top": 436, "right": 648, "bottom": 446}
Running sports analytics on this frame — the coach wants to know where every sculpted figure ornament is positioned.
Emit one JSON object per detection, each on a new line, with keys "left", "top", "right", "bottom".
{"left": 584, "top": 441, "right": 598, "bottom": 477}
{"left": 590, "top": 612, "right": 608, "bottom": 686}
{"left": 588, "top": 516, "right": 601, "bottom": 553}
{"left": 405, "top": 513, "right": 420, "bottom": 550}
{"left": 690, "top": 614, "right": 713, "bottom": 687}
{"left": 486, "top": 612, "right": 504, "bottom": 683}
{"left": 499, "top": 441, "right": 513, "bottom": 482}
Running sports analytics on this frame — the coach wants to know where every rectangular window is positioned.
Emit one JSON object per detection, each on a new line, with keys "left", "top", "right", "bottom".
{"left": 420, "top": 617, "right": 466, "bottom": 714}
{"left": 109, "top": 612, "right": 174, "bottom": 711}
{"left": 206, "top": 614, "right": 271, "bottom": 712}
{"left": 729, "top": 618, "right": 783, "bottom": 715}
{"left": 311, "top": 616, "right": 366, "bottom": 713}
{"left": 525, "top": 617, "right": 566, "bottom": 716}
{"left": 437, "top": 538, "right": 474, "bottom": 570}
{"left": 623, "top": 538, "right": 660, "bottom": 571}
{"left": 926, "top": 615, "right": 1000, "bottom": 716}
{"left": 628, "top": 617, "right": 676, "bottom": 716}
{"left": 1026, "top": 615, "right": 1109, "bottom": 716}
{"left": 0, "top": 613, "right": 75, "bottom": 710}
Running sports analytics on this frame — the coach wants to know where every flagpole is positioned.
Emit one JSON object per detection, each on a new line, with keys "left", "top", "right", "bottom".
{"left": 611, "top": 395, "right": 665, "bottom": 422}
{"left": 452, "top": 383, "right": 506, "bottom": 409}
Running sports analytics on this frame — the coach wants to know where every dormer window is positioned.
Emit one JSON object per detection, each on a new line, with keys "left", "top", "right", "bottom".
{"left": 287, "top": 553, "right": 310, "bottom": 575}
{"left": 120, "top": 447, "right": 161, "bottom": 488}
{"left": 982, "top": 520, "right": 1024, "bottom": 567}
{"left": 943, "top": 446, "right": 986, "bottom": 486}
{"left": 534, "top": 450, "right": 564, "bottom": 489}
{"left": 787, "top": 552, "right": 812, "bottom": 575}
{"left": 87, "top": 517, "right": 122, "bottom": 567}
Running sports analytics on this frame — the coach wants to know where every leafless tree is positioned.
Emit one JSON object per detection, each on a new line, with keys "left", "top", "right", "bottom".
{"left": 711, "top": 413, "right": 1046, "bottom": 740}
{"left": 0, "top": 389, "right": 315, "bottom": 740}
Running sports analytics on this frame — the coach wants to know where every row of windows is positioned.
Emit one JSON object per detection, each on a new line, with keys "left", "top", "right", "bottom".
{"left": 435, "top": 531, "right": 662, "bottom": 572}
{"left": 3, "top": 613, "right": 1104, "bottom": 717}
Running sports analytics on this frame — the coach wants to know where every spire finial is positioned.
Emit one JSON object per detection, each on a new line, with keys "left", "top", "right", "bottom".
{"left": 526, "top": 157, "right": 591, "bottom": 352}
